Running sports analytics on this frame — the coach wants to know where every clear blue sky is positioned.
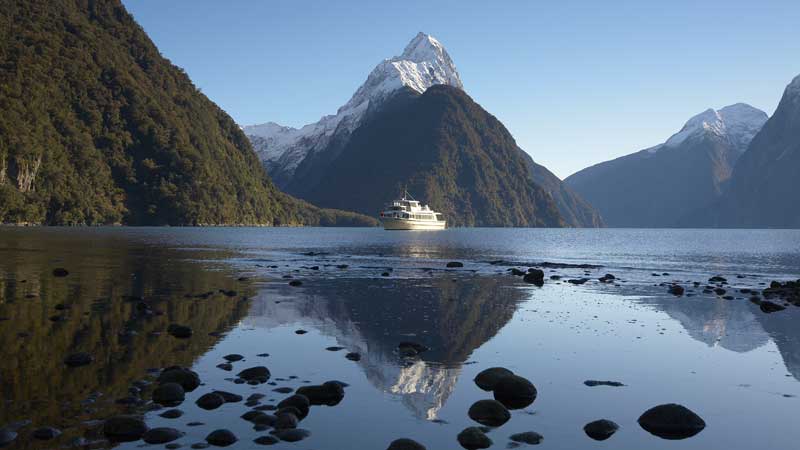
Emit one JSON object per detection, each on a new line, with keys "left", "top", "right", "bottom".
{"left": 123, "top": 0, "right": 800, "bottom": 178}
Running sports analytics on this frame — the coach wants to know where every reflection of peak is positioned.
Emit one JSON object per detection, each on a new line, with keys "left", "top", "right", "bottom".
{"left": 390, "top": 361, "right": 461, "bottom": 420}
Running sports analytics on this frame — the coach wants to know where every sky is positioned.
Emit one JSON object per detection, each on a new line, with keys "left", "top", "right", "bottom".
{"left": 122, "top": 0, "right": 800, "bottom": 179}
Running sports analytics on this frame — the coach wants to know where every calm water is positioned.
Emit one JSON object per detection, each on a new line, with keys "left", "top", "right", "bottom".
{"left": 1, "top": 227, "right": 799, "bottom": 449}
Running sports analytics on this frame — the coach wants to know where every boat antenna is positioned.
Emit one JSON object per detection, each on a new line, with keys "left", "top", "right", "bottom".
{"left": 402, "top": 185, "right": 416, "bottom": 201}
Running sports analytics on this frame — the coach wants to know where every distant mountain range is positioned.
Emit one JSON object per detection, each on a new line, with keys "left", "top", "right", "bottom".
{"left": 245, "top": 33, "right": 602, "bottom": 227}
{"left": 565, "top": 104, "right": 768, "bottom": 227}
{"left": 0, "top": 0, "right": 374, "bottom": 226}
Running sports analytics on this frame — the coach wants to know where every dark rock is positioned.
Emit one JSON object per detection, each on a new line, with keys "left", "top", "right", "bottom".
{"left": 288, "top": 280, "right": 303, "bottom": 287}
{"left": 760, "top": 300, "right": 786, "bottom": 313}
{"left": 277, "top": 395, "right": 310, "bottom": 419}
{"left": 143, "top": 427, "right": 184, "bottom": 444}
{"left": 0, "top": 429, "right": 17, "bottom": 447}
{"left": 32, "top": 427, "right": 61, "bottom": 440}
{"left": 509, "top": 431, "right": 543, "bottom": 445}
{"left": 216, "top": 363, "right": 233, "bottom": 371}
{"left": 714, "top": 288, "right": 726, "bottom": 296}
{"left": 457, "top": 427, "right": 492, "bottom": 449}
{"left": 251, "top": 413, "right": 277, "bottom": 427}
{"left": 568, "top": 278, "right": 590, "bottom": 285}
{"left": 509, "top": 268, "right": 526, "bottom": 276}
{"left": 398, "top": 341, "right": 429, "bottom": 357}
{"left": 191, "top": 443, "right": 210, "bottom": 449}
{"left": 159, "top": 409, "right": 184, "bottom": 419}
{"left": 64, "top": 352, "right": 93, "bottom": 367}
{"left": 153, "top": 382, "right": 185, "bottom": 405}
{"left": 637, "top": 403, "right": 706, "bottom": 440}
{"left": 583, "top": 419, "right": 619, "bottom": 441}
{"left": 668, "top": 285, "right": 684, "bottom": 296}
{"left": 493, "top": 374, "right": 537, "bottom": 409}
{"left": 584, "top": 380, "right": 625, "bottom": 387}
{"left": 274, "top": 413, "right": 299, "bottom": 429}
{"left": 271, "top": 428, "right": 310, "bottom": 442}
{"left": 254, "top": 435, "right": 279, "bottom": 445}
{"left": 167, "top": 324, "right": 193, "bottom": 338}
{"left": 103, "top": 415, "right": 148, "bottom": 442}
{"left": 52, "top": 268, "right": 69, "bottom": 277}
{"left": 196, "top": 393, "right": 225, "bottom": 410}
{"left": 387, "top": 438, "right": 427, "bottom": 450}
{"left": 296, "top": 381, "right": 345, "bottom": 406}
{"left": 326, "top": 346, "right": 345, "bottom": 351}
{"left": 345, "top": 352, "right": 361, "bottom": 361}
{"left": 205, "top": 429, "right": 237, "bottom": 447}
{"left": 212, "top": 390, "right": 243, "bottom": 403}
{"left": 381, "top": 272, "right": 390, "bottom": 277}
{"left": 523, "top": 269, "right": 544, "bottom": 286}
{"left": 158, "top": 366, "right": 201, "bottom": 391}
{"left": 273, "top": 387, "right": 293, "bottom": 394}
{"left": 237, "top": 366, "right": 270, "bottom": 383}
{"left": 446, "top": 261, "right": 464, "bottom": 268}
{"left": 474, "top": 367, "right": 514, "bottom": 391}
{"left": 223, "top": 354, "right": 243, "bottom": 362}
{"left": 467, "top": 399, "right": 510, "bottom": 427}
{"left": 295, "top": 329, "right": 307, "bottom": 335}
{"left": 599, "top": 273, "right": 616, "bottom": 282}
{"left": 709, "top": 276, "right": 727, "bottom": 283}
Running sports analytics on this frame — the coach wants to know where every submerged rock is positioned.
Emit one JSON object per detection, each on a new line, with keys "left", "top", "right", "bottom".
{"left": 296, "top": 381, "right": 345, "bottom": 406}
{"left": 288, "top": 280, "right": 303, "bottom": 287}
{"left": 474, "top": 367, "right": 514, "bottom": 391}
{"left": 584, "top": 380, "right": 625, "bottom": 387}
{"left": 638, "top": 403, "right": 706, "bottom": 440}
{"left": 387, "top": 438, "right": 427, "bottom": 450}
{"left": 271, "top": 428, "right": 310, "bottom": 442}
{"left": 583, "top": 419, "right": 619, "bottom": 441}
{"left": 52, "top": 268, "right": 69, "bottom": 277}
{"left": 509, "top": 431, "right": 543, "bottom": 445}
{"left": 493, "top": 374, "right": 537, "bottom": 409}
{"left": 237, "top": 366, "right": 270, "bottom": 383}
{"left": 446, "top": 261, "right": 464, "bottom": 268}
{"left": 196, "top": 393, "right": 225, "bottom": 410}
{"left": 103, "top": 416, "right": 148, "bottom": 442}
{"left": 0, "top": 429, "right": 17, "bottom": 447}
{"left": 345, "top": 352, "right": 361, "bottom": 361}
{"left": 668, "top": 285, "right": 685, "bottom": 296}
{"left": 457, "top": 427, "right": 492, "bottom": 449}
{"left": 159, "top": 409, "right": 184, "bottom": 419}
{"left": 277, "top": 395, "right": 310, "bottom": 419}
{"left": 158, "top": 366, "right": 201, "bottom": 391}
{"left": 153, "top": 382, "right": 185, "bottom": 405}
{"left": 467, "top": 399, "right": 510, "bottom": 427}
{"left": 523, "top": 269, "right": 545, "bottom": 286}
{"left": 143, "top": 427, "right": 184, "bottom": 444}
{"left": 223, "top": 354, "right": 243, "bottom": 362}
{"left": 760, "top": 301, "right": 786, "bottom": 313}
{"left": 205, "top": 429, "right": 238, "bottom": 447}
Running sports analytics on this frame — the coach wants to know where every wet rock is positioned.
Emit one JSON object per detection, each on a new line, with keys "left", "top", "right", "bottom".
{"left": 584, "top": 380, "right": 625, "bottom": 387}
{"left": 668, "top": 285, "right": 684, "bottom": 296}
{"left": 274, "top": 413, "right": 299, "bottom": 429}
{"left": 326, "top": 346, "right": 345, "bottom": 351}
{"left": 237, "top": 366, "right": 270, "bottom": 383}
{"left": 271, "top": 428, "right": 310, "bottom": 442}
{"left": 288, "top": 280, "right": 303, "bottom": 287}
{"left": 167, "top": 324, "right": 193, "bottom": 338}
{"left": 493, "top": 374, "right": 537, "bottom": 409}
{"left": 474, "top": 367, "right": 514, "bottom": 391}
{"left": 295, "top": 329, "right": 308, "bottom": 335}
{"left": 509, "top": 431, "right": 543, "bottom": 445}
{"left": 205, "top": 429, "right": 237, "bottom": 447}
{"left": 709, "top": 276, "right": 727, "bottom": 283}
{"left": 583, "top": 419, "right": 618, "bottom": 441}
{"left": 760, "top": 300, "right": 786, "bottom": 313}
{"left": 714, "top": 288, "right": 726, "bottom": 296}
{"left": 158, "top": 366, "right": 201, "bottom": 391}
{"left": 103, "top": 415, "right": 148, "bottom": 442}
{"left": 296, "top": 381, "right": 345, "bottom": 406}
{"left": 251, "top": 413, "right": 277, "bottom": 427}
{"left": 196, "top": 393, "right": 225, "bottom": 410}
{"left": 248, "top": 393, "right": 266, "bottom": 402}
{"left": 398, "top": 341, "right": 429, "bottom": 357}
{"left": 32, "top": 427, "right": 61, "bottom": 440}
{"left": 212, "top": 390, "right": 243, "bottom": 403}
{"left": 457, "top": 427, "right": 492, "bottom": 449}
{"left": 277, "top": 395, "right": 310, "bottom": 419}
{"left": 254, "top": 435, "right": 279, "bottom": 445}
{"left": 52, "top": 268, "right": 69, "bottom": 277}
{"left": 273, "top": 387, "right": 293, "bottom": 394}
{"left": 446, "top": 261, "right": 464, "bottom": 268}
{"left": 216, "top": 363, "right": 233, "bottom": 371}
{"left": 143, "top": 427, "right": 184, "bottom": 444}
{"left": 345, "top": 352, "right": 361, "bottom": 361}
{"left": 467, "top": 399, "right": 510, "bottom": 427}
{"left": 191, "top": 443, "right": 210, "bottom": 449}
{"left": 568, "top": 278, "right": 590, "bottom": 285}
{"left": 637, "top": 403, "right": 706, "bottom": 440}
{"left": 153, "top": 382, "right": 185, "bottom": 405}
{"left": 523, "top": 269, "right": 544, "bottom": 286}
{"left": 159, "top": 409, "right": 184, "bottom": 419}
{"left": 223, "top": 354, "right": 243, "bottom": 362}
{"left": 64, "top": 352, "right": 93, "bottom": 367}
{"left": 0, "top": 429, "right": 17, "bottom": 447}
{"left": 509, "top": 268, "right": 526, "bottom": 276}
{"left": 387, "top": 438, "right": 427, "bottom": 450}
{"left": 599, "top": 273, "right": 616, "bottom": 282}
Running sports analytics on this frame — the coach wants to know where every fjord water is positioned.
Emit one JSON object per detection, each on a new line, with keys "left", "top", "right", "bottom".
{"left": 0, "top": 228, "right": 798, "bottom": 450}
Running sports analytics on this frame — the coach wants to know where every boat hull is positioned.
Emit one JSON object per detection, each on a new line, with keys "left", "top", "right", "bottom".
{"left": 381, "top": 218, "right": 446, "bottom": 230}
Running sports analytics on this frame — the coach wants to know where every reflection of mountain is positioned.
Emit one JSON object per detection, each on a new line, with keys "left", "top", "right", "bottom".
{"left": 0, "top": 230, "right": 250, "bottom": 449}
{"left": 245, "top": 277, "right": 525, "bottom": 419}
{"left": 642, "top": 292, "right": 800, "bottom": 380}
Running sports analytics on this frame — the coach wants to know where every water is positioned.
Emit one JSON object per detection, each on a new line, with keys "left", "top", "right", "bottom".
{"left": 0, "top": 227, "right": 798, "bottom": 449}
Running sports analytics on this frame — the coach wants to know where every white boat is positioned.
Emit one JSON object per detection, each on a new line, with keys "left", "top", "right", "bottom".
{"left": 379, "top": 191, "right": 446, "bottom": 230}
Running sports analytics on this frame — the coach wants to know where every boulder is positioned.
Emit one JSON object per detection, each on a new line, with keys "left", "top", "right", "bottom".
{"left": 237, "top": 366, "right": 270, "bottom": 383}
{"left": 387, "top": 438, "right": 427, "bottom": 450}
{"left": 760, "top": 301, "right": 786, "bottom": 313}
{"left": 509, "top": 431, "right": 543, "bottom": 445}
{"left": 143, "top": 427, "right": 184, "bottom": 444}
{"left": 159, "top": 409, "right": 184, "bottom": 419}
{"left": 211, "top": 390, "right": 243, "bottom": 403}
{"left": 223, "top": 354, "right": 243, "bottom": 362}
{"left": 583, "top": 419, "right": 618, "bottom": 441}
{"left": 456, "top": 427, "right": 492, "bottom": 449}
{"left": 153, "top": 382, "right": 185, "bottom": 406}
{"left": 277, "top": 395, "right": 310, "bottom": 419}
{"left": 467, "top": 399, "right": 510, "bottom": 427}
{"left": 274, "top": 413, "right": 298, "bottom": 430}
{"left": 205, "top": 429, "right": 237, "bottom": 447}
{"left": 493, "top": 374, "right": 537, "bottom": 409}
{"left": 668, "top": 285, "right": 684, "bottom": 296}
{"left": 272, "top": 428, "right": 311, "bottom": 442}
{"left": 474, "top": 367, "right": 514, "bottom": 391}
{"left": 446, "top": 261, "right": 464, "bottom": 268}
{"left": 345, "top": 352, "right": 361, "bottom": 361}
{"left": 523, "top": 269, "right": 545, "bottom": 286}
{"left": 296, "top": 381, "right": 345, "bottom": 406}
{"left": 254, "top": 435, "right": 279, "bottom": 445}
{"left": 157, "top": 366, "right": 201, "bottom": 391}
{"left": 637, "top": 403, "right": 705, "bottom": 440}
{"left": 103, "top": 416, "right": 148, "bottom": 442}
{"left": 196, "top": 393, "right": 225, "bottom": 410}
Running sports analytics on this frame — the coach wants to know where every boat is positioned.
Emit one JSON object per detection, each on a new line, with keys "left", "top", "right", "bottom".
{"left": 379, "top": 191, "right": 446, "bottom": 230}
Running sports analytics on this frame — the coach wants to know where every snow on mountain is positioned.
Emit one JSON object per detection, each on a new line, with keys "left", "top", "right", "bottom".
{"left": 663, "top": 103, "right": 767, "bottom": 153}
{"left": 244, "top": 32, "right": 463, "bottom": 179}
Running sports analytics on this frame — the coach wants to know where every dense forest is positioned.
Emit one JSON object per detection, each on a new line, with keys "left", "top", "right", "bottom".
{"left": 0, "top": 0, "right": 375, "bottom": 226}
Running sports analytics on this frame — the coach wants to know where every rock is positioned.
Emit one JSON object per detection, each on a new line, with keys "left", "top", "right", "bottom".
{"left": 387, "top": 438, "right": 427, "bottom": 450}
{"left": 457, "top": 427, "right": 492, "bottom": 449}
{"left": 599, "top": 273, "right": 616, "bottom": 282}
{"left": 295, "top": 329, "right": 307, "bottom": 335}
{"left": 637, "top": 403, "right": 706, "bottom": 440}
{"left": 254, "top": 435, "right": 279, "bottom": 445}
{"left": 493, "top": 374, "right": 537, "bottom": 409}
{"left": 159, "top": 409, "right": 184, "bottom": 419}
{"left": 509, "top": 268, "right": 525, "bottom": 276}
{"left": 271, "top": 428, "right": 311, "bottom": 442}
{"left": 668, "top": 285, "right": 684, "bottom": 296}
{"left": 760, "top": 300, "right": 786, "bottom": 313}
{"left": 583, "top": 419, "right": 618, "bottom": 441}
{"left": 325, "top": 346, "right": 345, "bottom": 351}
{"left": 158, "top": 366, "right": 201, "bottom": 391}
{"left": 212, "top": 390, "right": 243, "bottom": 403}
{"left": 345, "top": 352, "right": 361, "bottom": 361}
{"left": 143, "top": 427, "right": 184, "bottom": 444}
{"left": 274, "top": 413, "right": 299, "bottom": 429}
{"left": 446, "top": 261, "right": 464, "bottom": 268}
{"left": 191, "top": 443, "right": 210, "bottom": 449}
{"left": 398, "top": 341, "right": 429, "bottom": 357}
{"left": 0, "top": 429, "right": 17, "bottom": 447}
{"left": 32, "top": 427, "right": 61, "bottom": 440}
{"left": 709, "top": 276, "right": 727, "bottom": 283}
{"left": 714, "top": 288, "right": 726, "bottom": 296}
{"left": 296, "top": 381, "right": 345, "bottom": 406}
{"left": 584, "top": 380, "right": 625, "bottom": 387}
{"left": 568, "top": 278, "right": 589, "bottom": 285}
{"left": 251, "top": 413, "right": 277, "bottom": 427}
{"left": 223, "top": 354, "right": 243, "bottom": 362}
{"left": 288, "top": 280, "right": 302, "bottom": 287}
{"left": 52, "top": 268, "right": 69, "bottom": 277}
{"left": 196, "top": 393, "right": 225, "bottom": 410}
{"left": 277, "top": 395, "right": 310, "bottom": 419}
{"left": 523, "top": 269, "right": 544, "bottom": 286}
{"left": 237, "top": 366, "right": 270, "bottom": 383}
{"left": 381, "top": 272, "right": 390, "bottom": 277}
{"left": 205, "top": 429, "right": 237, "bottom": 447}
{"left": 167, "top": 323, "right": 193, "bottom": 338}
{"left": 273, "top": 387, "right": 293, "bottom": 394}
{"left": 103, "top": 415, "right": 148, "bottom": 442}
{"left": 64, "top": 352, "right": 93, "bottom": 367}
{"left": 217, "top": 363, "right": 233, "bottom": 371}
{"left": 509, "top": 431, "right": 543, "bottom": 445}
{"left": 153, "top": 382, "right": 185, "bottom": 405}
{"left": 467, "top": 399, "right": 510, "bottom": 427}
{"left": 474, "top": 367, "right": 514, "bottom": 391}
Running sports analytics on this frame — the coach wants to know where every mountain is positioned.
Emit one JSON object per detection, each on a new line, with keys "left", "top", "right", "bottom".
{"left": 0, "top": 0, "right": 375, "bottom": 226}
{"left": 692, "top": 75, "right": 800, "bottom": 228}
{"left": 565, "top": 104, "right": 767, "bottom": 227}
{"left": 245, "top": 33, "right": 601, "bottom": 227}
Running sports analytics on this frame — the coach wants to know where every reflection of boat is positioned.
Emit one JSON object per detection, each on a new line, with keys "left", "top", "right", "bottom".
{"left": 379, "top": 191, "right": 446, "bottom": 230}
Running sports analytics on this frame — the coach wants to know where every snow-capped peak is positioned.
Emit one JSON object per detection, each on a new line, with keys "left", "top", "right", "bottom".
{"left": 244, "top": 32, "right": 463, "bottom": 175}
{"left": 663, "top": 103, "right": 767, "bottom": 152}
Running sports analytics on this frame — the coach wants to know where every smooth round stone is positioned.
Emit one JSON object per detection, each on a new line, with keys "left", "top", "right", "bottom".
{"left": 211, "top": 390, "right": 243, "bottom": 403}
{"left": 277, "top": 394, "right": 310, "bottom": 419}
{"left": 638, "top": 403, "right": 706, "bottom": 440}
{"left": 509, "top": 431, "right": 543, "bottom": 445}
{"left": 474, "top": 367, "right": 514, "bottom": 391}
{"left": 467, "top": 399, "right": 510, "bottom": 427}
{"left": 223, "top": 354, "right": 243, "bottom": 362}
{"left": 271, "top": 428, "right": 310, "bottom": 442}
{"left": 159, "top": 409, "right": 184, "bottom": 419}
{"left": 205, "top": 429, "right": 237, "bottom": 447}
{"left": 143, "top": 427, "right": 184, "bottom": 444}
{"left": 493, "top": 374, "right": 537, "bottom": 409}
{"left": 153, "top": 382, "right": 185, "bottom": 405}
{"left": 196, "top": 393, "right": 225, "bottom": 410}
{"left": 583, "top": 419, "right": 619, "bottom": 441}
{"left": 157, "top": 366, "right": 201, "bottom": 391}
{"left": 387, "top": 438, "right": 427, "bottom": 450}
{"left": 254, "top": 435, "right": 279, "bottom": 445}
{"left": 103, "top": 416, "right": 148, "bottom": 442}
{"left": 457, "top": 427, "right": 492, "bottom": 449}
